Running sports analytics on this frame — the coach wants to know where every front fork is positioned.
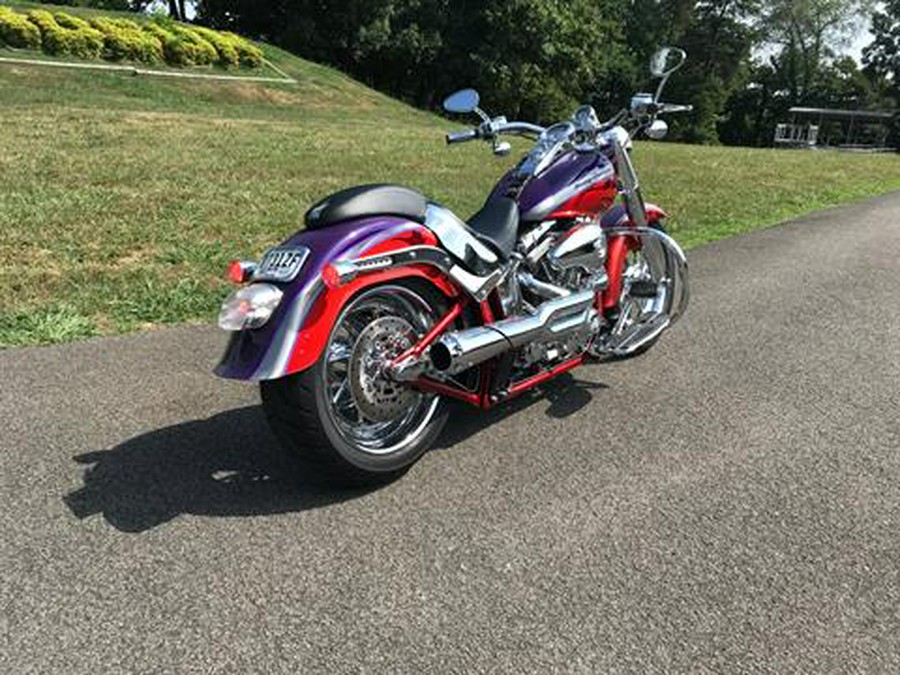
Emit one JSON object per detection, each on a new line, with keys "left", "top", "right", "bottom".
{"left": 602, "top": 136, "right": 650, "bottom": 313}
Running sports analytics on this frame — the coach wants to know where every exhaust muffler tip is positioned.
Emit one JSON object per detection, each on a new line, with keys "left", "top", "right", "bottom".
{"left": 429, "top": 341, "right": 455, "bottom": 372}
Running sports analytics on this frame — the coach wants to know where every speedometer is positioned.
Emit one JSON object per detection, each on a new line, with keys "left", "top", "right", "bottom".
{"left": 573, "top": 105, "right": 600, "bottom": 132}
{"left": 540, "top": 121, "right": 575, "bottom": 145}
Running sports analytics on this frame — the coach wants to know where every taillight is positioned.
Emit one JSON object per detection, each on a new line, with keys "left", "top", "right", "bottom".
{"left": 218, "top": 284, "right": 283, "bottom": 331}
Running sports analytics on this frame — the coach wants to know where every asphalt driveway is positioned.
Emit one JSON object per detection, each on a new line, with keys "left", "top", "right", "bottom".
{"left": 2, "top": 194, "right": 899, "bottom": 672}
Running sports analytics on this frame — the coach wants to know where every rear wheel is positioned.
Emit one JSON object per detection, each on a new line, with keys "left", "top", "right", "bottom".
{"left": 261, "top": 281, "right": 449, "bottom": 484}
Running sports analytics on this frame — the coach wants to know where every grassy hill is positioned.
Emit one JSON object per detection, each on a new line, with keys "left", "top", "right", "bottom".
{"left": 2, "top": 6, "right": 900, "bottom": 346}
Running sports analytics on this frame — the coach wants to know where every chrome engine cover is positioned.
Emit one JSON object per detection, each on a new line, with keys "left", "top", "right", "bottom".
{"left": 547, "top": 221, "right": 606, "bottom": 273}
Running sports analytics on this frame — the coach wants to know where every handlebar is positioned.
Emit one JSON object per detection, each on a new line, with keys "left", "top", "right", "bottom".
{"left": 495, "top": 121, "right": 546, "bottom": 137}
{"left": 446, "top": 129, "right": 480, "bottom": 144}
{"left": 446, "top": 101, "right": 690, "bottom": 150}
{"left": 657, "top": 102, "right": 693, "bottom": 114}
{"left": 447, "top": 120, "right": 546, "bottom": 145}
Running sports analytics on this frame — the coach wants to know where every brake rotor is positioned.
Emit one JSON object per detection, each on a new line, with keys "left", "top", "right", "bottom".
{"left": 349, "top": 316, "right": 419, "bottom": 422}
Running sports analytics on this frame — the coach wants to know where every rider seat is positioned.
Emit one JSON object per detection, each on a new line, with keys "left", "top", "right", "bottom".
{"left": 305, "top": 184, "right": 427, "bottom": 229}
{"left": 466, "top": 197, "right": 519, "bottom": 259}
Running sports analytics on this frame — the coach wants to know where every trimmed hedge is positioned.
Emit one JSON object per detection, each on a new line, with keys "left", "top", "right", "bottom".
{"left": 53, "top": 12, "right": 92, "bottom": 31}
{"left": 0, "top": 7, "right": 263, "bottom": 69}
{"left": 192, "top": 25, "right": 239, "bottom": 67}
{"left": 144, "top": 22, "right": 217, "bottom": 67}
{"left": 90, "top": 16, "right": 163, "bottom": 64}
{"left": 227, "top": 32, "right": 264, "bottom": 68}
{"left": 27, "top": 10, "right": 103, "bottom": 60}
{"left": 168, "top": 25, "right": 218, "bottom": 66}
{"left": 200, "top": 27, "right": 264, "bottom": 68}
{"left": 0, "top": 7, "right": 41, "bottom": 49}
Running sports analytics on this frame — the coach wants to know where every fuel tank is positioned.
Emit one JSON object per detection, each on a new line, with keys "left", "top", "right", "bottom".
{"left": 491, "top": 149, "right": 617, "bottom": 223}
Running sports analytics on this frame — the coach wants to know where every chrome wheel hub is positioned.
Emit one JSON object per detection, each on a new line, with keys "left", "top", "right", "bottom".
{"left": 349, "top": 316, "right": 417, "bottom": 422}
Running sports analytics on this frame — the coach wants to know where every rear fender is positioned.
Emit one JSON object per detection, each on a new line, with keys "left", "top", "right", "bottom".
{"left": 215, "top": 216, "right": 459, "bottom": 381}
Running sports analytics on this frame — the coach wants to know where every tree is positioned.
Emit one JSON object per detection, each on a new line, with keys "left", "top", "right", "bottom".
{"left": 861, "top": 1, "right": 900, "bottom": 147}
{"left": 197, "top": 0, "right": 630, "bottom": 122}
{"left": 863, "top": 1, "right": 900, "bottom": 87}
{"left": 759, "top": 0, "right": 873, "bottom": 100}
{"left": 466, "top": 0, "right": 629, "bottom": 121}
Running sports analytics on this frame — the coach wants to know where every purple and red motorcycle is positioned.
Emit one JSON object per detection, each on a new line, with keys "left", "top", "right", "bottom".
{"left": 216, "top": 48, "right": 692, "bottom": 483}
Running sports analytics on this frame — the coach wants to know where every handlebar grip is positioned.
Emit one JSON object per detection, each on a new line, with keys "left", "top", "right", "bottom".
{"left": 659, "top": 103, "right": 693, "bottom": 113}
{"left": 446, "top": 129, "right": 479, "bottom": 144}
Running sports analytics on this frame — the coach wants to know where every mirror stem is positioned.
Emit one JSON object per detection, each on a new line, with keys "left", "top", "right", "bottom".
{"left": 653, "top": 74, "right": 670, "bottom": 104}
{"left": 473, "top": 106, "right": 492, "bottom": 125}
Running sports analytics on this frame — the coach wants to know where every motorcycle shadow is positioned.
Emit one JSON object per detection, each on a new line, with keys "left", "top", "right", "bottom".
{"left": 63, "top": 373, "right": 606, "bottom": 533}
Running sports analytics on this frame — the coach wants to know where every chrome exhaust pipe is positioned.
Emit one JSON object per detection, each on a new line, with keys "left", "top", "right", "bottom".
{"left": 430, "top": 289, "right": 596, "bottom": 375}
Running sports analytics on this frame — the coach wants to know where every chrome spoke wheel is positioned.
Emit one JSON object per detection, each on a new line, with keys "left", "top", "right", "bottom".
{"left": 322, "top": 285, "right": 439, "bottom": 455}
{"left": 614, "top": 249, "right": 660, "bottom": 334}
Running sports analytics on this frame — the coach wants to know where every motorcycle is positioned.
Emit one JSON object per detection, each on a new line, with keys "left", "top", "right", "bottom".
{"left": 215, "top": 47, "right": 692, "bottom": 483}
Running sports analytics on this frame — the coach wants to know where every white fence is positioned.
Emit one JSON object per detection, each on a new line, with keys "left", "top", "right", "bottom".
{"left": 774, "top": 123, "right": 819, "bottom": 147}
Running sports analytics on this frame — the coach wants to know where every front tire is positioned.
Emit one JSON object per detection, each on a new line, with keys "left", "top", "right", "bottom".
{"left": 261, "top": 281, "right": 450, "bottom": 485}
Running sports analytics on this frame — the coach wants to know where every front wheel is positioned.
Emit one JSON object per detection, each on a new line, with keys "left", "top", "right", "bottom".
{"left": 261, "top": 281, "right": 450, "bottom": 485}
{"left": 600, "top": 221, "right": 668, "bottom": 361}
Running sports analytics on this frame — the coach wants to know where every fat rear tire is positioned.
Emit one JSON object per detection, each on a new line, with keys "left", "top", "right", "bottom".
{"left": 260, "top": 280, "right": 450, "bottom": 485}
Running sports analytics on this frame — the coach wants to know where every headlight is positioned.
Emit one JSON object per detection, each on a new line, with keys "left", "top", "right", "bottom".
{"left": 218, "top": 283, "right": 283, "bottom": 331}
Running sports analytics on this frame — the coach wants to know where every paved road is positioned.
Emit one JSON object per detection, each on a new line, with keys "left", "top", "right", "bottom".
{"left": 3, "top": 195, "right": 900, "bottom": 673}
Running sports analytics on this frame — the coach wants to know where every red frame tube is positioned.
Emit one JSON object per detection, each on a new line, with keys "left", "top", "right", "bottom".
{"left": 414, "top": 377, "right": 483, "bottom": 407}
{"left": 392, "top": 302, "right": 463, "bottom": 366}
{"left": 504, "top": 355, "right": 585, "bottom": 401}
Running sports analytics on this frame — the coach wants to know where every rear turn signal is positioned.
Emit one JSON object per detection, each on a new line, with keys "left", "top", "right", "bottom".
{"left": 227, "top": 260, "right": 257, "bottom": 284}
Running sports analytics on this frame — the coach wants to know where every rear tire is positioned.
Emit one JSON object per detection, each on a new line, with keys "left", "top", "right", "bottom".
{"left": 260, "top": 280, "right": 450, "bottom": 485}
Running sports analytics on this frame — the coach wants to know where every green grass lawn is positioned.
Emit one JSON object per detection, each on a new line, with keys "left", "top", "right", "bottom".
{"left": 2, "top": 31, "right": 900, "bottom": 347}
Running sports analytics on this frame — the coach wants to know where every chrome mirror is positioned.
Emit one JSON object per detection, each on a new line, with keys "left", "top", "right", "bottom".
{"left": 650, "top": 47, "right": 686, "bottom": 78}
{"left": 646, "top": 119, "right": 668, "bottom": 140}
{"left": 443, "top": 89, "right": 480, "bottom": 114}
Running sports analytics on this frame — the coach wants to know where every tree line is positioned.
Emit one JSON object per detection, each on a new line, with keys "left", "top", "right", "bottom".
{"left": 46, "top": 1, "right": 900, "bottom": 146}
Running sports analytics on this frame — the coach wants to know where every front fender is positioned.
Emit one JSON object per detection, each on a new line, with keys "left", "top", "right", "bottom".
{"left": 215, "top": 216, "right": 457, "bottom": 381}
{"left": 600, "top": 202, "right": 668, "bottom": 310}
{"left": 600, "top": 202, "right": 667, "bottom": 229}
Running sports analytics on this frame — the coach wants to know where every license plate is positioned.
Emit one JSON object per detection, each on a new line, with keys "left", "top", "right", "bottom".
{"left": 253, "top": 246, "right": 310, "bottom": 283}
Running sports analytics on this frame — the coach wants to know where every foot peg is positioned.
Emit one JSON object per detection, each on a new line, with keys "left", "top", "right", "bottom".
{"left": 628, "top": 280, "right": 658, "bottom": 298}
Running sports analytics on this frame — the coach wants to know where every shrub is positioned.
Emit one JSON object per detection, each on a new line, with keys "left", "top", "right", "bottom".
{"left": 144, "top": 22, "right": 188, "bottom": 66}
{"left": 145, "top": 22, "right": 216, "bottom": 67}
{"left": 227, "top": 33, "right": 264, "bottom": 68}
{"left": 0, "top": 7, "right": 41, "bottom": 50}
{"left": 2, "top": 7, "right": 261, "bottom": 70}
{"left": 191, "top": 26, "right": 239, "bottom": 68}
{"left": 53, "top": 12, "right": 92, "bottom": 31}
{"left": 26, "top": 10, "right": 69, "bottom": 55}
{"left": 169, "top": 26, "right": 217, "bottom": 66}
{"left": 27, "top": 10, "right": 103, "bottom": 59}
{"left": 90, "top": 16, "right": 163, "bottom": 64}
{"left": 54, "top": 12, "right": 104, "bottom": 60}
